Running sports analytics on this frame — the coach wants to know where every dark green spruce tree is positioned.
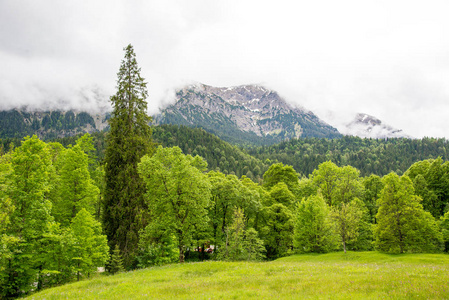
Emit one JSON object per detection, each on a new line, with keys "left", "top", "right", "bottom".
{"left": 103, "top": 44, "right": 154, "bottom": 268}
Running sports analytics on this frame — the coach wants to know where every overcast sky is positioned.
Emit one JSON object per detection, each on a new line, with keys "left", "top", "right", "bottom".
{"left": 1, "top": 0, "right": 449, "bottom": 138}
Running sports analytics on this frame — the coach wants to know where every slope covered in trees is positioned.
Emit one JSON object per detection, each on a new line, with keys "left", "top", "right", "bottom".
{"left": 3, "top": 125, "right": 449, "bottom": 182}
{"left": 0, "top": 110, "right": 101, "bottom": 139}
{"left": 248, "top": 136, "right": 449, "bottom": 177}
{"left": 153, "top": 125, "right": 269, "bottom": 181}
{"left": 2, "top": 125, "right": 449, "bottom": 181}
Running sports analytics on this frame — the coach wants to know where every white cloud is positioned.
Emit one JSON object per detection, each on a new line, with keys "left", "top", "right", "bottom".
{"left": 1, "top": 0, "right": 449, "bottom": 138}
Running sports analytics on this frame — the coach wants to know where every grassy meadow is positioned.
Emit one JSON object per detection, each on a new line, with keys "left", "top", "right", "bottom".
{"left": 27, "top": 252, "right": 449, "bottom": 299}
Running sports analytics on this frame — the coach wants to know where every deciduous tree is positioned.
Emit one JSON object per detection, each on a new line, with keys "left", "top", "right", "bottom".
{"left": 293, "top": 194, "right": 337, "bottom": 253}
{"left": 374, "top": 173, "right": 443, "bottom": 253}
{"left": 53, "top": 145, "right": 99, "bottom": 226}
{"left": 138, "top": 146, "right": 211, "bottom": 263}
{"left": 1, "top": 136, "right": 55, "bottom": 297}
{"left": 71, "top": 208, "right": 109, "bottom": 281}
{"left": 330, "top": 200, "right": 364, "bottom": 253}
{"left": 263, "top": 163, "right": 300, "bottom": 197}
{"left": 260, "top": 203, "right": 294, "bottom": 259}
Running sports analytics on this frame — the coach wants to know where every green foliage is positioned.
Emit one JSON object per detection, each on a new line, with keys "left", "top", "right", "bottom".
{"left": 219, "top": 208, "right": 265, "bottom": 261}
{"left": 266, "top": 182, "right": 296, "bottom": 208}
{"left": 311, "top": 161, "right": 339, "bottom": 205}
{"left": 330, "top": 200, "right": 364, "bottom": 253}
{"left": 52, "top": 144, "right": 99, "bottom": 226}
{"left": 0, "top": 134, "right": 109, "bottom": 297}
{"left": 103, "top": 44, "right": 154, "bottom": 268}
{"left": 208, "top": 171, "right": 242, "bottom": 250}
{"left": 263, "top": 163, "right": 300, "bottom": 197}
{"left": 238, "top": 175, "right": 264, "bottom": 229}
{"left": 374, "top": 173, "right": 443, "bottom": 253}
{"left": 153, "top": 124, "right": 268, "bottom": 181}
{"left": 243, "top": 228, "right": 266, "bottom": 261}
{"left": 220, "top": 208, "right": 246, "bottom": 261}
{"left": 138, "top": 146, "right": 211, "bottom": 263}
{"left": 439, "top": 211, "right": 449, "bottom": 252}
{"left": 405, "top": 157, "right": 449, "bottom": 218}
{"left": 0, "top": 152, "right": 20, "bottom": 281}
{"left": 344, "top": 198, "right": 374, "bottom": 251}
{"left": 260, "top": 203, "right": 294, "bottom": 259}
{"left": 136, "top": 222, "right": 178, "bottom": 268}
{"left": 248, "top": 136, "right": 449, "bottom": 177}
{"left": 293, "top": 194, "right": 338, "bottom": 253}
{"left": 108, "top": 245, "right": 125, "bottom": 275}
{"left": 70, "top": 209, "right": 109, "bottom": 281}
{"left": 362, "top": 174, "right": 383, "bottom": 222}
{"left": 311, "top": 161, "right": 363, "bottom": 206}
{"left": 1, "top": 136, "right": 55, "bottom": 297}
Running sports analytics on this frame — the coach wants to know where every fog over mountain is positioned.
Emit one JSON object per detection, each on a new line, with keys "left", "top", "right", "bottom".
{"left": 2, "top": 82, "right": 415, "bottom": 142}
{"left": 1, "top": 1, "right": 449, "bottom": 138}
{"left": 342, "top": 113, "right": 411, "bottom": 139}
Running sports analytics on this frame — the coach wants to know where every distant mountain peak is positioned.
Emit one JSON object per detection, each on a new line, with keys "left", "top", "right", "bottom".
{"left": 343, "top": 113, "right": 411, "bottom": 139}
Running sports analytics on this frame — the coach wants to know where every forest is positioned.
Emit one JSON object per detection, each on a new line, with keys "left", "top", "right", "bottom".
{"left": 3, "top": 133, "right": 449, "bottom": 297}
{"left": 3, "top": 125, "right": 449, "bottom": 183}
{"left": 2, "top": 44, "right": 449, "bottom": 298}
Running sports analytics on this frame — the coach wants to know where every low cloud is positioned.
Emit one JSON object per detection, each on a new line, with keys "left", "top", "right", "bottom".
{"left": 1, "top": 0, "right": 449, "bottom": 138}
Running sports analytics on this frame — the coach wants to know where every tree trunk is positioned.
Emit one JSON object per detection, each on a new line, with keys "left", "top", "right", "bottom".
{"left": 179, "top": 246, "right": 185, "bottom": 263}
{"left": 77, "top": 261, "right": 80, "bottom": 281}
{"left": 201, "top": 243, "right": 205, "bottom": 261}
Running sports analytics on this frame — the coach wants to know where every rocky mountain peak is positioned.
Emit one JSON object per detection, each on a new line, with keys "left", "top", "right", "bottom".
{"left": 156, "top": 84, "right": 340, "bottom": 145}
{"left": 344, "top": 113, "right": 411, "bottom": 139}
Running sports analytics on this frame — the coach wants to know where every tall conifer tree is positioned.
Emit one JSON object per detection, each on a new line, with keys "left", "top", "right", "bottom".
{"left": 103, "top": 44, "right": 153, "bottom": 268}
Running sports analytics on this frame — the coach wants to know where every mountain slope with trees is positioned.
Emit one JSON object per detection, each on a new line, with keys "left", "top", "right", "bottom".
{"left": 0, "top": 109, "right": 107, "bottom": 139}
{"left": 248, "top": 136, "right": 449, "bottom": 177}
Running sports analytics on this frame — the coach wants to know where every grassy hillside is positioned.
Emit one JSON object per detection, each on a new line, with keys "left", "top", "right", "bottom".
{"left": 27, "top": 252, "right": 449, "bottom": 299}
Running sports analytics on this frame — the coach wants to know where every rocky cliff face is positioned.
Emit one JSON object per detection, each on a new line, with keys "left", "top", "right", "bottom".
{"left": 155, "top": 84, "right": 341, "bottom": 144}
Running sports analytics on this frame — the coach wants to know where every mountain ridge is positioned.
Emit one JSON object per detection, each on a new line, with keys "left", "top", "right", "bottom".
{"left": 0, "top": 84, "right": 413, "bottom": 143}
{"left": 154, "top": 84, "right": 341, "bottom": 145}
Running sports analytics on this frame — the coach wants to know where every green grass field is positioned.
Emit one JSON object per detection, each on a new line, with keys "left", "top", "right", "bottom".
{"left": 27, "top": 252, "right": 449, "bottom": 299}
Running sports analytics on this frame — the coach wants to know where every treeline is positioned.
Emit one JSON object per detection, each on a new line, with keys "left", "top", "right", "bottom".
{"left": 2, "top": 125, "right": 449, "bottom": 181}
{"left": 248, "top": 135, "right": 449, "bottom": 177}
{"left": 1, "top": 125, "right": 271, "bottom": 183}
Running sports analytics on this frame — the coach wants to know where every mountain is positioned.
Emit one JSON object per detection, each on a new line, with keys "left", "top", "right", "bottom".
{"left": 342, "top": 113, "right": 411, "bottom": 139}
{"left": 154, "top": 84, "right": 341, "bottom": 145}
{"left": 3, "top": 85, "right": 412, "bottom": 144}
{"left": 0, "top": 109, "right": 109, "bottom": 139}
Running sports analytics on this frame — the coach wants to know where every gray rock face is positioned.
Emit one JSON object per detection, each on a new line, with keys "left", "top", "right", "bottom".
{"left": 155, "top": 84, "right": 341, "bottom": 144}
